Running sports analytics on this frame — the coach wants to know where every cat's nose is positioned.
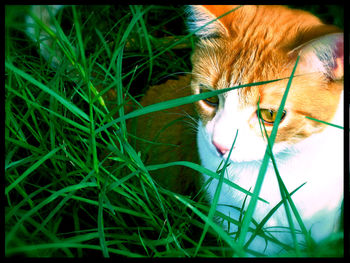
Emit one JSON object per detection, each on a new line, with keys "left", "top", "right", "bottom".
{"left": 212, "top": 140, "right": 230, "bottom": 156}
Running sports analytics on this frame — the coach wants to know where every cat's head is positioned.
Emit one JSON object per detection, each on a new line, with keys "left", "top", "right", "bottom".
{"left": 187, "top": 5, "right": 343, "bottom": 162}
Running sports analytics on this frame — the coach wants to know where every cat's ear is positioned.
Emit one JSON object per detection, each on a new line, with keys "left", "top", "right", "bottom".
{"left": 186, "top": 5, "right": 241, "bottom": 38}
{"left": 289, "top": 25, "right": 343, "bottom": 80}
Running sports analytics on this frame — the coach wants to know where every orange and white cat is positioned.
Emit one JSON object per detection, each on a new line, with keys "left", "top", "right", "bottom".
{"left": 26, "top": 5, "right": 344, "bottom": 256}
{"left": 186, "top": 5, "right": 343, "bottom": 255}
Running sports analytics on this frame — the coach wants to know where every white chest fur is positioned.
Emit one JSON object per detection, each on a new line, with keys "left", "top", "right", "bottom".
{"left": 196, "top": 100, "right": 344, "bottom": 255}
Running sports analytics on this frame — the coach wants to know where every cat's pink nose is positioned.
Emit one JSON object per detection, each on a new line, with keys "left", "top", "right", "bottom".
{"left": 212, "top": 140, "right": 230, "bottom": 156}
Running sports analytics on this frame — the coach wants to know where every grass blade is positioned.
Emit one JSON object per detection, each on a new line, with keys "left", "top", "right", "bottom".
{"left": 5, "top": 145, "right": 64, "bottom": 195}
{"left": 237, "top": 56, "right": 300, "bottom": 249}
{"left": 6, "top": 85, "right": 90, "bottom": 133}
{"left": 5, "top": 62, "right": 90, "bottom": 122}
{"left": 98, "top": 192, "right": 110, "bottom": 257}
{"left": 96, "top": 78, "right": 284, "bottom": 134}
{"left": 5, "top": 181, "right": 98, "bottom": 250}
{"left": 195, "top": 130, "right": 239, "bottom": 256}
{"left": 173, "top": 193, "right": 245, "bottom": 257}
{"left": 244, "top": 182, "right": 306, "bottom": 249}
{"left": 257, "top": 100, "right": 300, "bottom": 254}
{"left": 121, "top": 6, "right": 243, "bottom": 81}
{"left": 146, "top": 161, "right": 268, "bottom": 204}
{"left": 305, "top": 116, "right": 344, "bottom": 130}
{"left": 6, "top": 243, "right": 145, "bottom": 257}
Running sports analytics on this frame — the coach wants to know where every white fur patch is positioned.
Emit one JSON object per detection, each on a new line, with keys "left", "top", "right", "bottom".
{"left": 197, "top": 91, "right": 344, "bottom": 255}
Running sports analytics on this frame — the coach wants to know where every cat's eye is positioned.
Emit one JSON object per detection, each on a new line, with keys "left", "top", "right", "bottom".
{"left": 199, "top": 87, "right": 219, "bottom": 107}
{"left": 258, "top": 109, "right": 286, "bottom": 124}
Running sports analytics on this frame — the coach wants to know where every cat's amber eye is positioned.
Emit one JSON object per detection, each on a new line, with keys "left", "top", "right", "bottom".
{"left": 258, "top": 109, "right": 286, "bottom": 124}
{"left": 199, "top": 87, "right": 219, "bottom": 107}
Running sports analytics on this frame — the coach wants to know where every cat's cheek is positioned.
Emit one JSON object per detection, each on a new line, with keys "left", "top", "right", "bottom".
{"left": 248, "top": 112, "right": 259, "bottom": 129}
{"left": 197, "top": 120, "right": 219, "bottom": 158}
{"left": 204, "top": 119, "right": 215, "bottom": 136}
{"left": 228, "top": 133, "right": 266, "bottom": 162}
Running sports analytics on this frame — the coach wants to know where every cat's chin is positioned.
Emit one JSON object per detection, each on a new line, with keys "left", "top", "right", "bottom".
{"left": 217, "top": 148, "right": 265, "bottom": 163}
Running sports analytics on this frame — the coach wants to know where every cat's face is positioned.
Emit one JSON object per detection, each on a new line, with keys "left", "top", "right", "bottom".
{"left": 188, "top": 5, "right": 343, "bottom": 162}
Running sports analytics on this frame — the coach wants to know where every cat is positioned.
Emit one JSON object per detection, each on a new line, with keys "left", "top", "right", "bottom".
{"left": 26, "top": 5, "right": 344, "bottom": 256}
{"left": 183, "top": 5, "right": 344, "bottom": 255}
{"left": 138, "top": 5, "right": 344, "bottom": 256}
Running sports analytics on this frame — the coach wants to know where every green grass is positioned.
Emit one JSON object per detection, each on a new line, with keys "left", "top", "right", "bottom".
{"left": 5, "top": 5, "right": 344, "bottom": 257}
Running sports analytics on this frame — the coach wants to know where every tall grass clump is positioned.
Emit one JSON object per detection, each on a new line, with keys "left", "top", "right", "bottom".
{"left": 5, "top": 5, "right": 344, "bottom": 257}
